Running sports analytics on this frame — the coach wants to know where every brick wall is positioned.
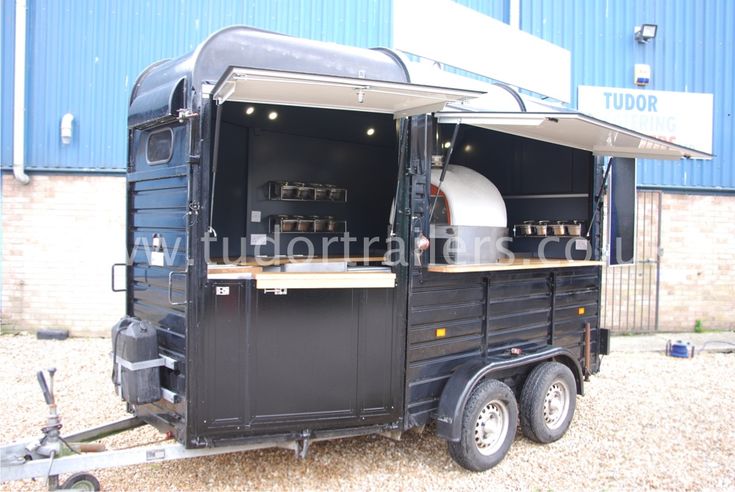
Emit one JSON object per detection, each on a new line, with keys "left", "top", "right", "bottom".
{"left": 657, "top": 192, "right": 735, "bottom": 331}
{"left": 1, "top": 173, "right": 126, "bottom": 336}
{"left": 602, "top": 191, "right": 735, "bottom": 332}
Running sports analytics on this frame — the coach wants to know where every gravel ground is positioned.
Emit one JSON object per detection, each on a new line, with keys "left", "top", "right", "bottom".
{"left": 1, "top": 333, "right": 733, "bottom": 491}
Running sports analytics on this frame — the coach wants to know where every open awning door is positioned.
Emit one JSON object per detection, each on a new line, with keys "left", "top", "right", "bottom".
{"left": 211, "top": 67, "right": 482, "bottom": 118}
{"left": 437, "top": 112, "right": 712, "bottom": 160}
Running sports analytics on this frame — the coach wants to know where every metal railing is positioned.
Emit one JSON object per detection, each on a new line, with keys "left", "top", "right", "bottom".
{"left": 601, "top": 191, "right": 662, "bottom": 332}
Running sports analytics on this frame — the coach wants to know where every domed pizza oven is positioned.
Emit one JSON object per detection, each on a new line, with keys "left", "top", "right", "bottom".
{"left": 430, "top": 165, "right": 509, "bottom": 264}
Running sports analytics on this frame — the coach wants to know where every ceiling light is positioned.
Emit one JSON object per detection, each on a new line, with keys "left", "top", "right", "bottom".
{"left": 464, "top": 144, "right": 472, "bottom": 152}
{"left": 366, "top": 127, "right": 375, "bottom": 136}
{"left": 634, "top": 24, "right": 658, "bottom": 43}
{"left": 268, "top": 111, "right": 278, "bottom": 120}
{"left": 443, "top": 141, "right": 451, "bottom": 149}
{"left": 245, "top": 106, "right": 255, "bottom": 115}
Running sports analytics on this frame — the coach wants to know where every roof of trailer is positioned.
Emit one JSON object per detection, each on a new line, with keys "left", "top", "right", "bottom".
{"left": 128, "top": 26, "right": 410, "bottom": 128}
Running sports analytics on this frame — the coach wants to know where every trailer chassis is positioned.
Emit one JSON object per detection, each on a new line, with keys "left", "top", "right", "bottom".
{"left": 0, "top": 369, "right": 390, "bottom": 490}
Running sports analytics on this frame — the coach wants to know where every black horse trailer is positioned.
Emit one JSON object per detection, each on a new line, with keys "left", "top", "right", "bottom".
{"left": 1, "top": 26, "right": 710, "bottom": 488}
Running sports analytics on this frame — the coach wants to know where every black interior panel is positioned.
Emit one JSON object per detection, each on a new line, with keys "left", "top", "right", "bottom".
{"left": 437, "top": 124, "right": 594, "bottom": 258}
{"left": 210, "top": 103, "right": 398, "bottom": 259}
{"left": 210, "top": 122, "right": 249, "bottom": 259}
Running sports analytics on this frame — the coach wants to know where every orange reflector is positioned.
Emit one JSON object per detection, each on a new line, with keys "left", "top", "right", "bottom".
{"left": 436, "top": 328, "right": 446, "bottom": 338}
{"left": 578, "top": 307, "right": 586, "bottom": 315}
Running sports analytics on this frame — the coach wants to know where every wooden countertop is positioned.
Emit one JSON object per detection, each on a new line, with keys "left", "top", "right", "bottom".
{"left": 427, "top": 258, "right": 603, "bottom": 273}
{"left": 207, "top": 259, "right": 395, "bottom": 288}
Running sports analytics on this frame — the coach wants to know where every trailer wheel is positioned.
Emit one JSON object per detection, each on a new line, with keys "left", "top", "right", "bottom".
{"left": 447, "top": 379, "right": 517, "bottom": 472}
{"left": 520, "top": 362, "right": 576, "bottom": 443}
{"left": 61, "top": 472, "right": 100, "bottom": 491}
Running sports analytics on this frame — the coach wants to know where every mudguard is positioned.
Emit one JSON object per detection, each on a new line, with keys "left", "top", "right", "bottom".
{"left": 435, "top": 347, "right": 584, "bottom": 442}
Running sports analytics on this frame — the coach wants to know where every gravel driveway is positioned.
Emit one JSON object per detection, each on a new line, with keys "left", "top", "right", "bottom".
{"left": 1, "top": 333, "right": 733, "bottom": 491}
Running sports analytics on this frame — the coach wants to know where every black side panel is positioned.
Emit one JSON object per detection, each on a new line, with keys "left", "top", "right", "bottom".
{"left": 553, "top": 268, "right": 601, "bottom": 355}
{"left": 199, "top": 283, "right": 251, "bottom": 431}
{"left": 609, "top": 157, "right": 637, "bottom": 265}
{"left": 486, "top": 270, "right": 552, "bottom": 355}
{"left": 194, "top": 282, "right": 399, "bottom": 441}
{"left": 127, "top": 122, "right": 190, "bottom": 431}
{"left": 252, "top": 288, "right": 359, "bottom": 421}
{"left": 404, "top": 266, "right": 601, "bottom": 428}
{"left": 406, "top": 273, "right": 485, "bottom": 426}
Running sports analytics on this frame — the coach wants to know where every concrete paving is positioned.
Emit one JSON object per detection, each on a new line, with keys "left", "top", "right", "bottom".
{"left": 611, "top": 330, "right": 735, "bottom": 353}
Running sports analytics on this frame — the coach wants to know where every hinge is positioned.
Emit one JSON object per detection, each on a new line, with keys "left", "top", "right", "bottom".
{"left": 177, "top": 108, "right": 199, "bottom": 122}
{"left": 407, "top": 158, "right": 421, "bottom": 175}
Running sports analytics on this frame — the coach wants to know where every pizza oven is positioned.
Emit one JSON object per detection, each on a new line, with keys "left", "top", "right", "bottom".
{"left": 430, "top": 164, "right": 508, "bottom": 264}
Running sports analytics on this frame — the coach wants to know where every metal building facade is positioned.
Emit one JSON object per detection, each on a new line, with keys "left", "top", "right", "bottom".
{"left": 0, "top": 0, "right": 397, "bottom": 172}
{"left": 521, "top": 0, "right": 734, "bottom": 190}
{"left": 1, "top": 0, "right": 732, "bottom": 190}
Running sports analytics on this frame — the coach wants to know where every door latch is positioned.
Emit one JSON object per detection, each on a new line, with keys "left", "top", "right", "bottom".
{"left": 263, "top": 288, "right": 288, "bottom": 295}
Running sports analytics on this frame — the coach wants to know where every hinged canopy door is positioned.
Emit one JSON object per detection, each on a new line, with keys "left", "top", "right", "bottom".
{"left": 437, "top": 112, "right": 712, "bottom": 160}
{"left": 211, "top": 67, "right": 482, "bottom": 118}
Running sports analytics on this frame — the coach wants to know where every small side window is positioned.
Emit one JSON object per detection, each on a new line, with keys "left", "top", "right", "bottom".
{"left": 146, "top": 128, "right": 173, "bottom": 164}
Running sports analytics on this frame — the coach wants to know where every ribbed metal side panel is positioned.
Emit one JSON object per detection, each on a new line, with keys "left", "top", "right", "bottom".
{"left": 553, "top": 268, "right": 601, "bottom": 355}
{"left": 128, "top": 124, "right": 189, "bottom": 401}
{"left": 405, "top": 266, "right": 601, "bottom": 424}
{"left": 486, "top": 271, "right": 551, "bottom": 355}
{"left": 406, "top": 274, "right": 485, "bottom": 422}
{"left": 520, "top": 0, "right": 735, "bottom": 190}
{"left": 15, "top": 0, "right": 392, "bottom": 172}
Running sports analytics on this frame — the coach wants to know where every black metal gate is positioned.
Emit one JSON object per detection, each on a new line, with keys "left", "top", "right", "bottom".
{"left": 601, "top": 190, "right": 662, "bottom": 332}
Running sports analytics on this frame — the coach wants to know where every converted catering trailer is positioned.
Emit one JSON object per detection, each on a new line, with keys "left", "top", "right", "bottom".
{"left": 1, "top": 26, "right": 710, "bottom": 488}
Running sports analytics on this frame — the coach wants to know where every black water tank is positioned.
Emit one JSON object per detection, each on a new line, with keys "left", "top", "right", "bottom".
{"left": 111, "top": 317, "right": 161, "bottom": 404}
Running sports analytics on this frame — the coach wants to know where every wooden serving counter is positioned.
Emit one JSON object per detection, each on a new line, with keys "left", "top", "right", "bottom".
{"left": 427, "top": 258, "right": 603, "bottom": 273}
{"left": 207, "top": 255, "right": 395, "bottom": 289}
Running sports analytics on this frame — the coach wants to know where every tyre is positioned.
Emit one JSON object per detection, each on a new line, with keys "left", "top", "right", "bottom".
{"left": 519, "top": 361, "right": 576, "bottom": 444}
{"left": 61, "top": 472, "right": 100, "bottom": 491}
{"left": 447, "top": 379, "right": 518, "bottom": 472}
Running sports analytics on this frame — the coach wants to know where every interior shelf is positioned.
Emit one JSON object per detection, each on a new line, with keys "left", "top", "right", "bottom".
{"left": 268, "top": 181, "right": 348, "bottom": 202}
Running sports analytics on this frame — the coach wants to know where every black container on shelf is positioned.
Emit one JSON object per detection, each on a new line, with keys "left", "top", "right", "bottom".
{"left": 269, "top": 181, "right": 347, "bottom": 202}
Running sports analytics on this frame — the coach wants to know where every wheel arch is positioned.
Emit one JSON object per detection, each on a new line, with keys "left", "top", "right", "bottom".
{"left": 435, "top": 347, "right": 584, "bottom": 442}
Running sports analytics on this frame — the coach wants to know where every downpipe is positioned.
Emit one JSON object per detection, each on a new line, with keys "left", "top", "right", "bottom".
{"left": 13, "top": 0, "right": 30, "bottom": 185}
{"left": 13, "top": 163, "right": 30, "bottom": 185}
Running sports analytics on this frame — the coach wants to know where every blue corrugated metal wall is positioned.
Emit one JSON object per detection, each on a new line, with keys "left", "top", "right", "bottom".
{"left": 1, "top": 0, "right": 732, "bottom": 190}
{"left": 1, "top": 0, "right": 396, "bottom": 172}
{"left": 521, "top": 0, "right": 734, "bottom": 190}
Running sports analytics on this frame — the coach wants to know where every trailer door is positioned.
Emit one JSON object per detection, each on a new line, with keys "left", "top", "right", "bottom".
{"left": 436, "top": 111, "right": 712, "bottom": 160}
{"left": 211, "top": 67, "right": 482, "bottom": 117}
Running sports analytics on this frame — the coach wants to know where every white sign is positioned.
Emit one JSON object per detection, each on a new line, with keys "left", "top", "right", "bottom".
{"left": 393, "top": 0, "right": 571, "bottom": 103}
{"left": 578, "top": 86, "right": 713, "bottom": 156}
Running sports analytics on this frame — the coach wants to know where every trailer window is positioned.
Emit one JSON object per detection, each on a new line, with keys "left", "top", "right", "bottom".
{"left": 146, "top": 128, "right": 174, "bottom": 164}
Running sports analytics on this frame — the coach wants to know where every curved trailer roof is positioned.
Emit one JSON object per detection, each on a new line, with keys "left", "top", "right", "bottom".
{"left": 128, "top": 26, "right": 480, "bottom": 128}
